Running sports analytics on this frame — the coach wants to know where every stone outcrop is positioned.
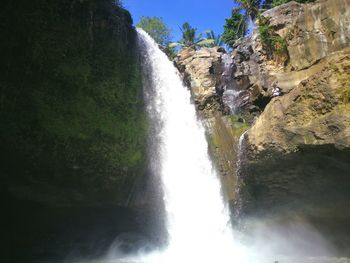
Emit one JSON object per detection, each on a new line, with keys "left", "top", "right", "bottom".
{"left": 175, "top": 47, "right": 229, "bottom": 117}
{"left": 175, "top": 47, "right": 250, "bottom": 204}
{"left": 233, "top": 53, "right": 350, "bottom": 255}
{"left": 175, "top": 0, "right": 350, "bottom": 253}
{"left": 228, "top": 0, "right": 350, "bottom": 121}
{"left": 263, "top": 0, "right": 350, "bottom": 70}
{"left": 247, "top": 49, "right": 350, "bottom": 154}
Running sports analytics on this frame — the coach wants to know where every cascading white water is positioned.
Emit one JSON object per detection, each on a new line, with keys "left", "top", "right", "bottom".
{"left": 137, "top": 29, "right": 248, "bottom": 263}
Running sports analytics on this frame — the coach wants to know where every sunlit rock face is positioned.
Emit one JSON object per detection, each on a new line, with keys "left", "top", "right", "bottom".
{"left": 175, "top": 48, "right": 251, "bottom": 204}
{"left": 175, "top": 47, "right": 229, "bottom": 117}
{"left": 175, "top": 0, "right": 350, "bottom": 254}
{"left": 234, "top": 0, "right": 350, "bottom": 254}
{"left": 239, "top": 51, "right": 350, "bottom": 254}
{"left": 225, "top": 0, "right": 350, "bottom": 121}
{"left": 247, "top": 50, "right": 350, "bottom": 153}
{"left": 264, "top": 0, "right": 350, "bottom": 71}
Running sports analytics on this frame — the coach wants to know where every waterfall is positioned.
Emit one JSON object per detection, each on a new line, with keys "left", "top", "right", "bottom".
{"left": 136, "top": 29, "right": 248, "bottom": 263}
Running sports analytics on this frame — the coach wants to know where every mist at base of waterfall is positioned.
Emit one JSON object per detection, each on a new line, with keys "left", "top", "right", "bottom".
{"left": 95, "top": 29, "right": 346, "bottom": 263}
{"left": 73, "top": 29, "right": 347, "bottom": 263}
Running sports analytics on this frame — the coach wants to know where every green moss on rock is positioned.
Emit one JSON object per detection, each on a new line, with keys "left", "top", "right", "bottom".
{"left": 0, "top": 0, "right": 146, "bottom": 207}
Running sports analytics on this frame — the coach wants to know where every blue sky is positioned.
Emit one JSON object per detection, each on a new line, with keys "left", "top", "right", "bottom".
{"left": 122, "top": 0, "right": 237, "bottom": 41}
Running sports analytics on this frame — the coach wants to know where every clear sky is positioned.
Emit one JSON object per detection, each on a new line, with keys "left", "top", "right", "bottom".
{"left": 122, "top": 0, "right": 237, "bottom": 41}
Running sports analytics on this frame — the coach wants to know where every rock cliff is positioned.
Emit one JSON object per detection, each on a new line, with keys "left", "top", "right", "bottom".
{"left": 239, "top": 2, "right": 350, "bottom": 243}
{"left": 1, "top": 1, "right": 157, "bottom": 261}
{"left": 175, "top": 0, "right": 350, "bottom": 252}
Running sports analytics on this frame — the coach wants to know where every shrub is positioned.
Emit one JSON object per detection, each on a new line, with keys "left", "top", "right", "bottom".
{"left": 258, "top": 16, "right": 289, "bottom": 64}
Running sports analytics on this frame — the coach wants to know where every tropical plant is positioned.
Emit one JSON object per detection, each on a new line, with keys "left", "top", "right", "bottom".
{"left": 221, "top": 0, "right": 260, "bottom": 48}
{"left": 258, "top": 16, "right": 288, "bottom": 64}
{"left": 136, "top": 16, "right": 176, "bottom": 59}
{"left": 235, "top": 0, "right": 260, "bottom": 22}
{"left": 169, "top": 22, "right": 214, "bottom": 49}
{"left": 206, "top": 30, "right": 223, "bottom": 47}
{"left": 136, "top": 16, "right": 172, "bottom": 47}
{"left": 222, "top": 7, "right": 248, "bottom": 47}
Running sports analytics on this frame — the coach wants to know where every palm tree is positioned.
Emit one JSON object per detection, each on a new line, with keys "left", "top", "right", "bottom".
{"left": 236, "top": 0, "right": 260, "bottom": 22}
{"left": 222, "top": 7, "right": 248, "bottom": 47}
{"left": 169, "top": 22, "right": 214, "bottom": 49}
{"left": 206, "top": 30, "right": 223, "bottom": 47}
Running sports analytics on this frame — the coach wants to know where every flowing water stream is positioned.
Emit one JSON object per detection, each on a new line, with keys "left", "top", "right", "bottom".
{"left": 135, "top": 28, "right": 248, "bottom": 263}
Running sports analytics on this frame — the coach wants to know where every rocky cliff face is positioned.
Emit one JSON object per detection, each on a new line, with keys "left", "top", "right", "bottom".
{"left": 175, "top": 47, "right": 250, "bottom": 202}
{"left": 239, "top": 50, "right": 350, "bottom": 253}
{"left": 1, "top": 2, "right": 156, "bottom": 261}
{"left": 175, "top": 0, "right": 350, "bottom": 253}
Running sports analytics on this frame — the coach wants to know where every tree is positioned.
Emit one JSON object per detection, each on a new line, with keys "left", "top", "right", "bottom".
{"left": 169, "top": 22, "right": 214, "bottom": 49}
{"left": 222, "top": 8, "right": 248, "bottom": 47}
{"left": 206, "top": 30, "right": 223, "bottom": 47}
{"left": 136, "top": 16, "right": 176, "bottom": 59}
{"left": 236, "top": 0, "right": 260, "bottom": 22}
{"left": 136, "top": 16, "right": 172, "bottom": 47}
{"left": 222, "top": 0, "right": 261, "bottom": 48}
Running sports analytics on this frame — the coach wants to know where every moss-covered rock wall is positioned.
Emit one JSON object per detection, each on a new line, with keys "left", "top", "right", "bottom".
{"left": 0, "top": 0, "right": 146, "bottom": 207}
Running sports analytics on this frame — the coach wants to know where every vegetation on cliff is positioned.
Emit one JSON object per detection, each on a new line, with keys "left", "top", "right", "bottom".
{"left": 222, "top": 0, "right": 316, "bottom": 48}
{"left": 0, "top": 0, "right": 146, "bottom": 206}
{"left": 136, "top": 16, "right": 176, "bottom": 59}
{"left": 267, "top": 0, "right": 316, "bottom": 8}
{"left": 222, "top": 8, "right": 248, "bottom": 47}
{"left": 258, "top": 16, "right": 289, "bottom": 64}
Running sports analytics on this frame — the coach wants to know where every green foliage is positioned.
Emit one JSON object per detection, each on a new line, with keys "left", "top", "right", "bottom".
{"left": 136, "top": 16, "right": 172, "bottom": 47}
{"left": 206, "top": 30, "right": 223, "bottom": 47}
{"left": 269, "top": 0, "right": 316, "bottom": 8}
{"left": 341, "top": 89, "right": 350, "bottom": 104}
{"left": 0, "top": 0, "right": 146, "bottom": 203}
{"left": 169, "top": 22, "right": 214, "bottom": 49}
{"left": 136, "top": 16, "right": 176, "bottom": 60}
{"left": 181, "top": 22, "right": 197, "bottom": 47}
{"left": 229, "top": 115, "right": 250, "bottom": 137}
{"left": 222, "top": 8, "right": 248, "bottom": 47}
{"left": 258, "top": 16, "right": 288, "bottom": 63}
{"left": 236, "top": 0, "right": 260, "bottom": 21}
{"left": 223, "top": 0, "right": 260, "bottom": 46}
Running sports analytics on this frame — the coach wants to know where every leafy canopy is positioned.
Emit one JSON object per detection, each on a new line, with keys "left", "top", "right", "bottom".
{"left": 222, "top": 0, "right": 260, "bottom": 47}
{"left": 206, "top": 30, "right": 223, "bottom": 47}
{"left": 222, "top": 8, "right": 248, "bottom": 47}
{"left": 236, "top": 0, "right": 260, "bottom": 21}
{"left": 169, "top": 22, "right": 214, "bottom": 49}
{"left": 136, "top": 16, "right": 172, "bottom": 46}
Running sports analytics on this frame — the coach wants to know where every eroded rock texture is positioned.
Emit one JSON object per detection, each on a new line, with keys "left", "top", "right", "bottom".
{"left": 176, "top": 0, "right": 350, "bottom": 253}
{"left": 238, "top": 21, "right": 350, "bottom": 257}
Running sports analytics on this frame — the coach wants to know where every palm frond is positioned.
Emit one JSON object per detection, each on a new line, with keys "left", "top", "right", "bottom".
{"left": 195, "top": 38, "right": 215, "bottom": 47}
